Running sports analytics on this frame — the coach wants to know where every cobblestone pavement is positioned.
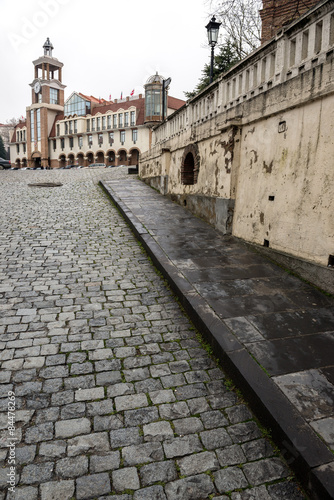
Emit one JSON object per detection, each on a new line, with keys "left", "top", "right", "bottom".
{"left": 0, "top": 168, "right": 306, "bottom": 499}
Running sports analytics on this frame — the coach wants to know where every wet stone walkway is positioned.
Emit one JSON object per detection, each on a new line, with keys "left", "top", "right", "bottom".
{"left": 0, "top": 168, "right": 306, "bottom": 499}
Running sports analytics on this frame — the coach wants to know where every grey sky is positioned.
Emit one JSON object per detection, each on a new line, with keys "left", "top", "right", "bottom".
{"left": 0, "top": 0, "right": 214, "bottom": 123}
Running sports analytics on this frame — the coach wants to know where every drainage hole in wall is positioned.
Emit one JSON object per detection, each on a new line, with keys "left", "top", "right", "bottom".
{"left": 328, "top": 255, "right": 334, "bottom": 267}
{"left": 268, "top": 195, "right": 275, "bottom": 201}
{"left": 183, "top": 200, "right": 187, "bottom": 207}
{"left": 263, "top": 239, "right": 270, "bottom": 247}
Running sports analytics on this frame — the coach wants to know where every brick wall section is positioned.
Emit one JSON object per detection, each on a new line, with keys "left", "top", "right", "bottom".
{"left": 260, "top": 0, "right": 321, "bottom": 43}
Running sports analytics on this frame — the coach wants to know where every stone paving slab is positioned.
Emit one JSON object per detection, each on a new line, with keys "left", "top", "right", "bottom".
{"left": 101, "top": 176, "right": 334, "bottom": 500}
{"left": 0, "top": 168, "right": 310, "bottom": 499}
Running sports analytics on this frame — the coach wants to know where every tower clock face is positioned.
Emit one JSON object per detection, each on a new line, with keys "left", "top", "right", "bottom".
{"left": 34, "top": 80, "right": 41, "bottom": 94}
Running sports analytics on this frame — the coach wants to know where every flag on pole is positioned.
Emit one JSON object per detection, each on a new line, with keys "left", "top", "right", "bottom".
{"left": 120, "top": 92, "right": 123, "bottom": 99}
{"left": 109, "top": 94, "right": 111, "bottom": 101}
{"left": 130, "top": 89, "right": 135, "bottom": 96}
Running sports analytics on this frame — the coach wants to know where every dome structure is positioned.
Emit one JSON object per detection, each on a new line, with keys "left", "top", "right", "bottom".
{"left": 145, "top": 72, "right": 165, "bottom": 85}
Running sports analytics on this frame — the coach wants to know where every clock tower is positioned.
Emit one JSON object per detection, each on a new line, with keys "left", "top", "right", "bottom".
{"left": 26, "top": 38, "right": 66, "bottom": 168}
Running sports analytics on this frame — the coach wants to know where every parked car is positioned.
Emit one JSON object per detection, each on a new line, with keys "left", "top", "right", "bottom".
{"left": 88, "top": 163, "right": 106, "bottom": 168}
{"left": 0, "top": 157, "right": 11, "bottom": 169}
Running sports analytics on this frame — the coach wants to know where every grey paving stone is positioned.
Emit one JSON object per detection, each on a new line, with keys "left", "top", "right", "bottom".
{"left": 216, "top": 444, "right": 247, "bottom": 467}
{"left": 243, "top": 458, "right": 289, "bottom": 486}
{"left": 94, "top": 414, "right": 124, "bottom": 431}
{"left": 267, "top": 481, "right": 306, "bottom": 499}
{"left": 114, "top": 393, "right": 148, "bottom": 411}
{"left": 143, "top": 420, "right": 174, "bottom": 441}
{"left": 5, "top": 486, "right": 38, "bottom": 500}
{"left": 15, "top": 445, "right": 37, "bottom": 464}
{"left": 241, "top": 438, "right": 275, "bottom": 461}
{"left": 200, "top": 427, "right": 232, "bottom": 449}
{"left": 56, "top": 456, "right": 89, "bottom": 478}
{"left": 165, "top": 474, "right": 215, "bottom": 500}
{"left": 55, "top": 417, "right": 91, "bottom": 438}
{"left": 140, "top": 460, "right": 178, "bottom": 487}
{"left": 40, "top": 480, "right": 75, "bottom": 500}
{"left": 135, "top": 378, "right": 163, "bottom": 393}
{"left": 35, "top": 407, "right": 60, "bottom": 424}
{"left": 214, "top": 466, "right": 249, "bottom": 493}
{"left": 124, "top": 407, "right": 159, "bottom": 427}
{"left": 149, "top": 389, "right": 176, "bottom": 404}
{"left": 107, "top": 382, "right": 135, "bottom": 398}
{"left": 39, "top": 440, "right": 67, "bottom": 458}
{"left": 133, "top": 485, "right": 167, "bottom": 500}
{"left": 163, "top": 435, "right": 203, "bottom": 458}
{"left": 228, "top": 422, "right": 263, "bottom": 444}
{"left": 67, "top": 431, "right": 110, "bottom": 456}
{"left": 200, "top": 409, "right": 228, "bottom": 429}
{"left": 75, "top": 387, "right": 105, "bottom": 401}
{"left": 177, "top": 450, "right": 219, "bottom": 476}
{"left": 60, "top": 402, "right": 86, "bottom": 419}
{"left": 20, "top": 462, "right": 54, "bottom": 484}
{"left": 226, "top": 404, "right": 253, "bottom": 424}
{"left": 76, "top": 473, "right": 111, "bottom": 499}
{"left": 90, "top": 451, "right": 120, "bottom": 472}
{"left": 230, "top": 485, "right": 271, "bottom": 499}
{"left": 110, "top": 427, "right": 142, "bottom": 448}
{"left": 159, "top": 401, "right": 190, "bottom": 420}
{"left": 174, "top": 383, "right": 207, "bottom": 400}
{"left": 173, "top": 417, "right": 204, "bottom": 435}
{"left": 86, "top": 399, "right": 114, "bottom": 416}
{"left": 25, "top": 422, "right": 54, "bottom": 444}
{"left": 122, "top": 442, "right": 164, "bottom": 466}
{"left": 113, "top": 467, "right": 140, "bottom": 491}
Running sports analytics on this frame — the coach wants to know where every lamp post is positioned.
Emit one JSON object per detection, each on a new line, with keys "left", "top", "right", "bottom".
{"left": 206, "top": 16, "right": 221, "bottom": 84}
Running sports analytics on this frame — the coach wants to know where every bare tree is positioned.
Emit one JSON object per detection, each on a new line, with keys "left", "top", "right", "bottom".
{"left": 206, "top": 0, "right": 262, "bottom": 59}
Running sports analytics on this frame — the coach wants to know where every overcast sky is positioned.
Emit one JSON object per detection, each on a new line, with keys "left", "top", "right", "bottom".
{"left": 0, "top": 0, "right": 215, "bottom": 123}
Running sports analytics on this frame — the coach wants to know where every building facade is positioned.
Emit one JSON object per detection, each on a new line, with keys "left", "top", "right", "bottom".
{"left": 10, "top": 41, "right": 185, "bottom": 169}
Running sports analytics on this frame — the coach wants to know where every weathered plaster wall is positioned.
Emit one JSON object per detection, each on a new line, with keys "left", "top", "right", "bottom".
{"left": 233, "top": 95, "right": 334, "bottom": 265}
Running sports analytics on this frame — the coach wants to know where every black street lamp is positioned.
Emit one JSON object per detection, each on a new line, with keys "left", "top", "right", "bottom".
{"left": 206, "top": 16, "right": 221, "bottom": 83}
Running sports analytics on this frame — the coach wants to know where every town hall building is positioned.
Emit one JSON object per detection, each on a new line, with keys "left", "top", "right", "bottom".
{"left": 10, "top": 38, "right": 185, "bottom": 169}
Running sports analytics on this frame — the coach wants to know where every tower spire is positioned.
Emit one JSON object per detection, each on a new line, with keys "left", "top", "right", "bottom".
{"left": 43, "top": 37, "right": 54, "bottom": 57}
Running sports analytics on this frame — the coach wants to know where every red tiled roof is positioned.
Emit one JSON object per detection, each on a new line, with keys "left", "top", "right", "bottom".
{"left": 168, "top": 96, "right": 186, "bottom": 110}
{"left": 79, "top": 93, "right": 102, "bottom": 103}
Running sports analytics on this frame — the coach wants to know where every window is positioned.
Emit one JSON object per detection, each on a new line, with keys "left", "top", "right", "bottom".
{"left": 132, "top": 129, "right": 138, "bottom": 143}
{"left": 56, "top": 124, "right": 60, "bottom": 136}
{"left": 130, "top": 111, "right": 135, "bottom": 126}
{"left": 253, "top": 65, "right": 258, "bottom": 87}
{"left": 181, "top": 145, "right": 199, "bottom": 185}
{"left": 69, "top": 137, "right": 74, "bottom": 149}
{"left": 261, "top": 58, "right": 266, "bottom": 83}
{"left": 16, "top": 131, "right": 19, "bottom": 142}
{"left": 74, "top": 120, "right": 77, "bottom": 133}
{"left": 65, "top": 122, "right": 68, "bottom": 135}
{"left": 97, "top": 117, "right": 101, "bottom": 131}
{"left": 23, "top": 143, "right": 26, "bottom": 153}
{"left": 23, "top": 130, "right": 26, "bottom": 141}
{"left": 88, "top": 134, "right": 93, "bottom": 146}
{"left": 145, "top": 89, "right": 162, "bottom": 116}
{"left": 16, "top": 144, "right": 19, "bottom": 153}
{"left": 92, "top": 118, "right": 95, "bottom": 131}
{"left": 78, "top": 136, "right": 83, "bottom": 148}
{"left": 61, "top": 138, "right": 65, "bottom": 150}
{"left": 64, "top": 93, "right": 90, "bottom": 116}
{"left": 330, "top": 14, "right": 334, "bottom": 46}
{"left": 124, "top": 112, "right": 129, "bottom": 127}
{"left": 50, "top": 88, "right": 59, "bottom": 104}
{"left": 113, "top": 115, "right": 117, "bottom": 128}
{"left": 302, "top": 30, "right": 309, "bottom": 60}
{"left": 20, "top": 131, "right": 23, "bottom": 141}
{"left": 118, "top": 114, "right": 123, "bottom": 127}
{"left": 69, "top": 120, "right": 73, "bottom": 134}
{"left": 87, "top": 120, "right": 90, "bottom": 132}
{"left": 109, "top": 132, "right": 114, "bottom": 145}
{"left": 53, "top": 139, "right": 56, "bottom": 151}
{"left": 30, "top": 110, "right": 35, "bottom": 142}
{"left": 315, "top": 21, "right": 323, "bottom": 54}
{"left": 36, "top": 109, "right": 41, "bottom": 141}
{"left": 98, "top": 133, "right": 103, "bottom": 145}
{"left": 120, "top": 130, "right": 125, "bottom": 144}
{"left": 290, "top": 39, "right": 296, "bottom": 66}
{"left": 102, "top": 116, "right": 106, "bottom": 130}
{"left": 107, "top": 115, "right": 111, "bottom": 129}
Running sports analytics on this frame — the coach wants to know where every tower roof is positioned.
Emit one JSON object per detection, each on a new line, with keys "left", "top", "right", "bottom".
{"left": 43, "top": 37, "right": 54, "bottom": 56}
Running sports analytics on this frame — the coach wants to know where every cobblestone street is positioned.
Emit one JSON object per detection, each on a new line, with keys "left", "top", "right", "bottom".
{"left": 0, "top": 168, "right": 306, "bottom": 499}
